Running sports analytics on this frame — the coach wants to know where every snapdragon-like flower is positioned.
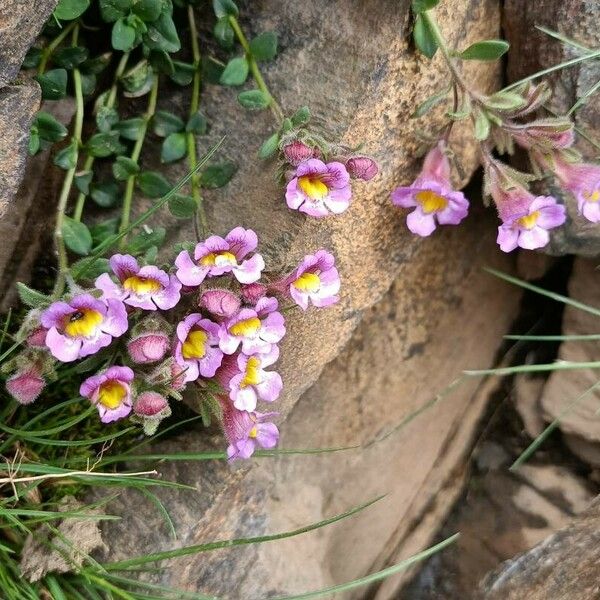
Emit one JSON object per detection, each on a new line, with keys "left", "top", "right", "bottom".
{"left": 229, "top": 346, "right": 282, "bottom": 411}
{"left": 175, "top": 314, "right": 223, "bottom": 382}
{"left": 41, "top": 294, "right": 128, "bottom": 362}
{"left": 553, "top": 157, "right": 600, "bottom": 223}
{"left": 96, "top": 254, "right": 181, "bottom": 311}
{"left": 220, "top": 398, "right": 279, "bottom": 460}
{"left": 286, "top": 159, "right": 352, "bottom": 217}
{"left": 6, "top": 367, "right": 45, "bottom": 405}
{"left": 218, "top": 297, "right": 285, "bottom": 355}
{"left": 175, "top": 227, "right": 264, "bottom": 287}
{"left": 80, "top": 366, "right": 134, "bottom": 423}
{"left": 284, "top": 249, "right": 340, "bottom": 310}
{"left": 391, "top": 141, "right": 469, "bottom": 236}
{"left": 199, "top": 289, "right": 241, "bottom": 319}
{"left": 127, "top": 331, "right": 170, "bottom": 364}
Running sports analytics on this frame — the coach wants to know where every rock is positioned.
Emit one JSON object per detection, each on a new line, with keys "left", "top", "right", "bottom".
{"left": 504, "top": 0, "right": 600, "bottom": 257}
{"left": 478, "top": 495, "right": 600, "bottom": 600}
{"left": 0, "top": 0, "right": 58, "bottom": 87}
{"left": 513, "top": 375, "right": 546, "bottom": 438}
{"left": 516, "top": 252, "right": 556, "bottom": 281}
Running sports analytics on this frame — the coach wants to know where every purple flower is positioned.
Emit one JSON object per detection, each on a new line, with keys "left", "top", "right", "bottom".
{"left": 286, "top": 250, "right": 340, "bottom": 310}
{"left": 80, "top": 366, "right": 134, "bottom": 423}
{"left": 41, "top": 294, "right": 128, "bottom": 363}
{"left": 496, "top": 194, "right": 566, "bottom": 252}
{"left": 218, "top": 297, "right": 285, "bottom": 355}
{"left": 554, "top": 158, "right": 600, "bottom": 223}
{"left": 220, "top": 398, "right": 279, "bottom": 460}
{"left": 175, "top": 227, "right": 265, "bottom": 287}
{"left": 229, "top": 346, "right": 282, "bottom": 411}
{"left": 391, "top": 141, "right": 469, "bottom": 236}
{"left": 283, "top": 141, "right": 317, "bottom": 166}
{"left": 6, "top": 367, "right": 45, "bottom": 405}
{"left": 285, "top": 159, "right": 352, "bottom": 217}
{"left": 127, "top": 331, "right": 170, "bottom": 364}
{"left": 95, "top": 254, "right": 181, "bottom": 311}
{"left": 199, "top": 289, "right": 241, "bottom": 319}
{"left": 174, "top": 314, "right": 223, "bottom": 382}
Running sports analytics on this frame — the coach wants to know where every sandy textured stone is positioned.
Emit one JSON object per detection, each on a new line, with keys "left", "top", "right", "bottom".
{"left": 514, "top": 375, "right": 546, "bottom": 439}
{"left": 504, "top": 0, "right": 600, "bottom": 256}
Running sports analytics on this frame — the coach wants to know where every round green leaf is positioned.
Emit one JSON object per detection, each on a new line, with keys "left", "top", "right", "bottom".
{"left": 137, "top": 171, "right": 172, "bottom": 198}
{"left": 153, "top": 110, "right": 184, "bottom": 137}
{"left": 96, "top": 106, "right": 119, "bottom": 132}
{"left": 54, "top": 46, "right": 89, "bottom": 69}
{"left": 143, "top": 13, "right": 180, "bottom": 53}
{"left": 200, "top": 161, "right": 237, "bottom": 189}
{"left": 22, "top": 47, "right": 42, "bottom": 69}
{"left": 168, "top": 194, "right": 196, "bottom": 219}
{"left": 53, "top": 138, "right": 78, "bottom": 170}
{"left": 35, "top": 69, "right": 68, "bottom": 100}
{"left": 220, "top": 56, "right": 249, "bottom": 86}
{"left": 85, "top": 131, "right": 124, "bottom": 157}
{"left": 249, "top": 31, "right": 278, "bottom": 62}
{"left": 54, "top": 0, "right": 90, "bottom": 20}
{"left": 112, "top": 156, "right": 140, "bottom": 180}
{"left": 258, "top": 132, "right": 280, "bottom": 159}
{"left": 161, "top": 132, "right": 187, "bottom": 163}
{"left": 290, "top": 106, "right": 311, "bottom": 126}
{"left": 63, "top": 217, "right": 93, "bottom": 255}
{"left": 74, "top": 171, "right": 93, "bottom": 195}
{"left": 214, "top": 17, "right": 234, "bottom": 48}
{"left": 28, "top": 130, "right": 40, "bottom": 155}
{"left": 132, "top": 0, "right": 162, "bottom": 22}
{"left": 34, "top": 111, "right": 68, "bottom": 142}
{"left": 112, "top": 18, "right": 137, "bottom": 51}
{"left": 99, "top": 0, "right": 132, "bottom": 22}
{"left": 237, "top": 89, "right": 270, "bottom": 110}
{"left": 169, "top": 61, "right": 196, "bottom": 86}
{"left": 212, "top": 0, "right": 238, "bottom": 18}
{"left": 114, "top": 117, "right": 145, "bottom": 141}
{"left": 459, "top": 40, "right": 510, "bottom": 61}
{"left": 186, "top": 112, "right": 208, "bottom": 135}
{"left": 411, "top": 0, "right": 440, "bottom": 12}
{"left": 413, "top": 14, "right": 438, "bottom": 59}
{"left": 90, "top": 181, "right": 120, "bottom": 207}
{"left": 127, "top": 226, "right": 166, "bottom": 254}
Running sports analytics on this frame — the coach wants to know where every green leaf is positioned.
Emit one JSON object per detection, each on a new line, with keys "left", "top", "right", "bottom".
{"left": 63, "top": 217, "right": 93, "bottom": 255}
{"left": 169, "top": 60, "right": 196, "bottom": 86}
{"left": 411, "top": 0, "right": 440, "bottom": 12}
{"left": 200, "top": 161, "right": 237, "bottom": 188}
{"left": 202, "top": 57, "right": 224, "bottom": 84}
{"left": 485, "top": 91, "right": 526, "bottom": 111}
{"left": 89, "top": 218, "right": 119, "bottom": 245}
{"left": 70, "top": 257, "right": 111, "bottom": 279}
{"left": 149, "top": 49, "right": 175, "bottom": 76}
{"left": 153, "top": 110, "right": 184, "bottom": 137}
{"left": 112, "top": 156, "right": 139, "bottom": 180}
{"left": 281, "top": 117, "right": 293, "bottom": 133}
{"left": 54, "top": 0, "right": 89, "bottom": 20}
{"left": 127, "top": 226, "right": 166, "bottom": 254}
{"left": 459, "top": 39, "right": 509, "bottom": 61}
{"left": 54, "top": 46, "right": 89, "bottom": 69}
{"left": 53, "top": 138, "right": 78, "bottom": 170}
{"left": 85, "top": 131, "right": 124, "bottom": 157}
{"left": 249, "top": 31, "right": 278, "bottom": 61}
{"left": 81, "top": 52, "right": 112, "bottom": 74}
{"left": 137, "top": 171, "right": 172, "bottom": 198}
{"left": 80, "top": 73, "right": 97, "bottom": 96}
{"left": 99, "top": 0, "right": 131, "bottom": 22}
{"left": 290, "top": 106, "right": 311, "bottom": 126}
{"left": 132, "top": 0, "right": 162, "bottom": 22}
{"left": 96, "top": 106, "right": 119, "bottom": 132}
{"left": 213, "top": 17, "right": 234, "bottom": 48}
{"left": 186, "top": 112, "right": 207, "bottom": 135}
{"left": 90, "top": 181, "right": 120, "bottom": 207}
{"left": 16, "top": 283, "right": 51, "bottom": 309}
{"left": 34, "top": 112, "right": 68, "bottom": 142}
{"left": 35, "top": 69, "right": 68, "bottom": 100}
{"left": 114, "top": 117, "right": 145, "bottom": 141}
{"left": 168, "top": 194, "right": 196, "bottom": 219}
{"left": 237, "top": 89, "right": 270, "bottom": 110}
{"left": 22, "top": 47, "right": 42, "bottom": 69}
{"left": 411, "top": 87, "right": 450, "bottom": 118}
{"left": 28, "top": 130, "right": 40, "bottom": 155}
{"left": 121, "top": 60, "right": 154, "bottom": 97}
{"left": 413, "top": 14, "right": 438, "bottom": 59}
{"left": 212, "top": 0, "right": 238, "bottom": 18}
{"left": 474, "top": 110, "right": 491, "bottom": 140}
{"left": 74, "top": 171, "right": 92, "bottom": 195}
{"left": 143, "top": 12, "right": 180, "bottom": 53}
{"left": 112, "top": 18, "right": 137, "bottom": 51}
{"left": 161, "top": 132, "right": 187, "bottom": 163}
{"left": 220, "top": 56, "right": 249, "bottom": 86}
{"left": 258, "top": 132, "right": 280, "bottom": 159}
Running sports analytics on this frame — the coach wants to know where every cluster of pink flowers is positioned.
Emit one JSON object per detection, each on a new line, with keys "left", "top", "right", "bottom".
{"left": 5, "top": 228, "right": 340, "bottom": 459}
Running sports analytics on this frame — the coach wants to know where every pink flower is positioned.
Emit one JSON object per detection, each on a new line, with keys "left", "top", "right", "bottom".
{"left": 283, "top": 141, "right": 317, "bottom": 166}
{"left": 240, "top": 283, "right": 267, "bottom": 304}
{"left": 175, "top": 227, "right": 265, "bottom": 287}
{"left": 27, "top": 326, "right": 48, "bottom": 348}
{"left": 220, "top": 398, "right": 279, "bottom": 460}
{"left": 199, "top": 289, "right": 241, "bottom": 319}
{"left": 284, "top": 250, "right": 340, "bottom": 310}
{"left": 80, "top": 366, "right": 134, "bottom": 423}
{"left": 6, "top": 367, "right": 45, "bottom": 405}
{"left": 174, "top": 314, "right": 223, "bottom": 382}
{"left": 285, "top": 159, "right": 352, "bottom": 217}
{"left": 510, "top": 120, "right": 575, "bottom": 151}
{"left": 41, "top": 294, "right": 128, "bottom": 363}
{"left": 229, "top": 346, "right": 282, "bottom": 411}
{"left": 95, "top": 254, "right": 181, "bottom": 311}
{"left": 345, "top": 156, "right": 378, "bottom": 181}
{"left": 134, "top": 391, "right": 169, "bottom": 417}
{"left": 218, "top": 297, "right": 285, "bottom": 355}
{"left": 553, "top": 158, "right": 600, "bottom": 223}
{"left": 127, "top": 331, "right": 170, "bottom": 364}
{"left": 391, "top": 141, "right": 469, "bottom": 236}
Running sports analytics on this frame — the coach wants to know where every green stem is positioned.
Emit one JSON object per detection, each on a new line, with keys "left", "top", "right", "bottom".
{"left": 118, "top": 75, "right": 159, "bottom": 248}
{"left": 37, "top": 20, "right": 77, "bottom": 74}
{"left": 229, "top": 15, "right": 285, "bottom": 124}
{"left": 73, "top": 52, "right": 130, "bottom": 222}
{"left": 186, "top": 5, "right": 207, "bottom": 239}
{"left": 52, "top": 25, "right": 85, "bottom": 299}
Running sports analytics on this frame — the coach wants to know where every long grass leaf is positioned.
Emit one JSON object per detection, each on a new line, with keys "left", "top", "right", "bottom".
{"left": 535, "top": 26, "right": 591, "bottom": 52}
{"left": 504, "top": 334, "right": 600, "bottom": 342}
{"left": 465, "top": 360, "right": 600, "bottom": 377}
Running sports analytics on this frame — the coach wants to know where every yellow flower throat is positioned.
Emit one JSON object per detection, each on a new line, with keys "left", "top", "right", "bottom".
{"left": 182, "top": 329, "right": 208, "bottom": 360}
{"left": 298, "top": 175, "right": 329, "bottom": 200}
{"left": 98, "top": 380, "right": 126, "bottom": 409}
{"left": 415, "top": 190, "right": 448, "bottom": 214}
{"left": 63, "top": 309, "right": 102, "bottom": 338}
{"left": 123, "top": 275, "right": 162, "bottom": 295}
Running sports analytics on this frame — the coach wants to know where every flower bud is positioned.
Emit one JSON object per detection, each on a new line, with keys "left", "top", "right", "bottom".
{"left": 127, "top": 332, "right": 170, "bottom": 364}
{"left": 283, "top": 141, "right": 316, "bottom": 166}
{"left": 199, "top": 289, "right": 241, "bottom": 319}
{"left": 27, "top": 327, "right": 48, "bottom": 348}
{"left": 169, "top": 361, "right": 187, "bottom": 391}
{"left": 134, "top": 391, "right": 169, "bottom": 417}
{"left": 240, "top": 283, "right": 267, "bottom": 304}
{"left": 345, "top": 156, "right": 379, "bottom": 181}
{"left": 6, "top": 368, "right": 45, "bottom": 405}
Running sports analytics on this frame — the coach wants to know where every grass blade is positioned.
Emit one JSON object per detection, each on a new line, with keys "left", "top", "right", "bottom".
{"left": 465, "top": 360, "right": 600, "bottom": 377}
{"left": 535, "top": 25, "right": 591, "bottom": 52}
{"left": 504, "top": 334, "right": 600, "bottom": 342}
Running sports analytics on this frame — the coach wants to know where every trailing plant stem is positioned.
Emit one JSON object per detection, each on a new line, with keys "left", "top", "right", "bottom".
{"left": 228, "top": 15, "right": 285, "bottom": 124}
{"left": 118, "top": 76, "right": 159, "bottom": 247}
{"left": 37, "top": 20, "right": 77, "bottom": 74}
{"left": 52, "top": 26, "right": 84, "bottom": 298}
{"left": 187, "top": 5, "right": 207, "bottom": 239}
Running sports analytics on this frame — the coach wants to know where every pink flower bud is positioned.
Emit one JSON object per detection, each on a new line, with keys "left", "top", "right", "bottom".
{"left": 134, "top": 391, "right": 169, "bottom": 417}
{"left": 345, "top": 156, "right": 379, "bottom": 181}
{"left": 6, "top": 368, "right": 45, "bottom": 405}
{"left": 170, "top": 362, "right": 187, "bottom": 391}
{"left": 283, "top": 141, "right": 316, "bottom": 166}
{"left": 240, "top": 283, "right": 267, "bottom": 304}
{"left": 199, "top": 289, "right": 241, "bottom": 319}
{"left": 127, "top": 332, "right": 170, "bottom": 364}
{"left": 27, "top": 327, "right": 48, "bottom": 348}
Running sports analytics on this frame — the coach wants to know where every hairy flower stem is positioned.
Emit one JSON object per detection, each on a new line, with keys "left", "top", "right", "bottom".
{"left": 187, "top": 5, "right": 207, "bottom": 240}
{"left": 52, "top": 25, "right": 85, "bottom": 299}
{"left": 73, "top": 52, "right": 130, "bottom": 222}
{"left": 118, "top": 76, "right": 159, "bottom": 249}
{"left": 37, "top": 20, "right": 78, "bottom": 74}
{"left": 228, "top": 15, "right": 285, "bottom": 124}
